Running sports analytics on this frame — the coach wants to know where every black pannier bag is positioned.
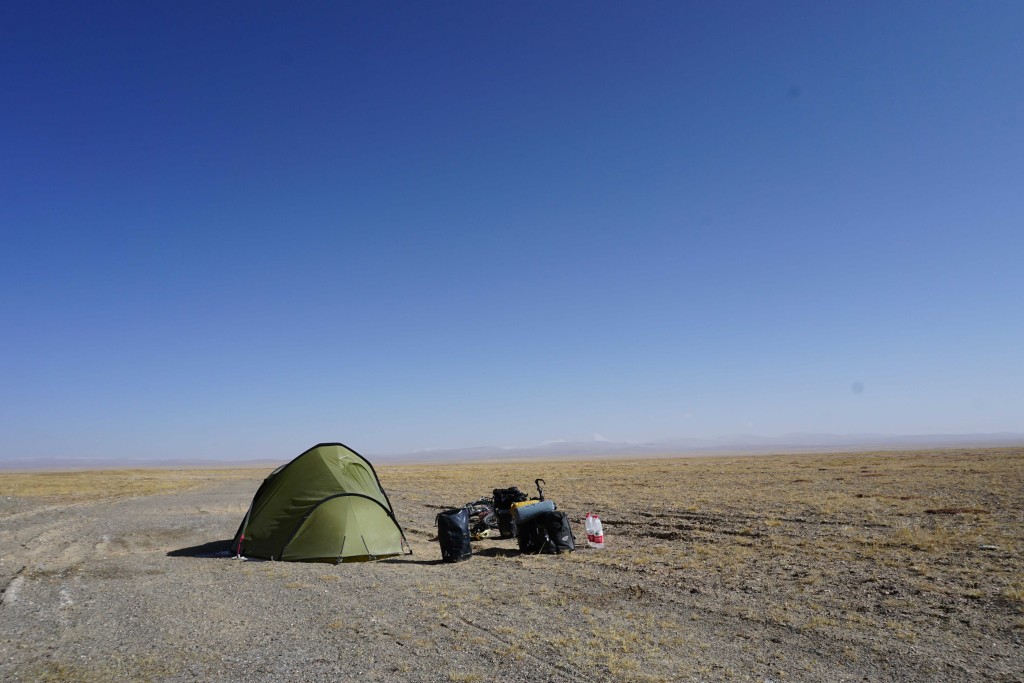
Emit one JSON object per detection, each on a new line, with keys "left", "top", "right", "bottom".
{"left": 516, "top": 518, "right": 548, "bottom": 554}
{"left": 544, "top": 509, "right": 576, "bottom": 553}
{"left": 436, "top": 507, "right": 473, "bottom": 562}
{"left": 492, "top": 487, "right": 529, "bottom": 538}
{"left": 517, "top": 510, "right": 575, "bottom": 555}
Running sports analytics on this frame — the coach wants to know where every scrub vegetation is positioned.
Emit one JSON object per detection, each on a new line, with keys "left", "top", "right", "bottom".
{"left": 1, "top": 448, "right": 1021, "bottom": 682}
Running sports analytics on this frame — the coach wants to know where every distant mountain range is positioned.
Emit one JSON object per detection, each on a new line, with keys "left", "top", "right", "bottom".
{"left": 2, "top": 432, "right": 1022, "bottom": 469}
{"left": 375, "top": 432, "right": 1024, "bottom": 463}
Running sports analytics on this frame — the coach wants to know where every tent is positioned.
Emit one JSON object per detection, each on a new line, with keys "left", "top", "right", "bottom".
{"left": 231, "top": 443, "right": 409, "bottom": 562}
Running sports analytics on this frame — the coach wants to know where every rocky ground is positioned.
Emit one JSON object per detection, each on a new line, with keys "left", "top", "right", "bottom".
{"left": 1, "top": 449, "right": 1022, "bottom": 682}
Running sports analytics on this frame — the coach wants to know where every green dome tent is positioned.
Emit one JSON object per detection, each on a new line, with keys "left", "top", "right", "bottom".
{"left": 231, "top": 443, "right": 410, "bottom": 562}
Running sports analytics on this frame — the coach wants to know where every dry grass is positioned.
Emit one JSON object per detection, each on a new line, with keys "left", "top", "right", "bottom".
{"left": 25, "top": 654, "right": 179, "bottom": 683}
{"left": 378, "top": 447, "right": 1024, "bottom": 681}
{"left": 0, "top": 467, "right": 269, "bottom": 503}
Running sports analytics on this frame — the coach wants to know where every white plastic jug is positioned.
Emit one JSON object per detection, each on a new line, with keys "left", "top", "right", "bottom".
{"left": 585, "top": 512, "right": 604, "bottom": 549}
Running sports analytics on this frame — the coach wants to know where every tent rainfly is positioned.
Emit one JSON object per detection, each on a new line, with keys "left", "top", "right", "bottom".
{"left": 231, "top": 443, "right": 409, "bottom": 562}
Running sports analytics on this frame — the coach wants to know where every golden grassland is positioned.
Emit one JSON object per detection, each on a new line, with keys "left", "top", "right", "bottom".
{"left": 387, "top": 447, "right": 1023, "bottom": 681}
{"left": 0, "top": 467, "right": 269, "bottom": 503}
{"left": 381, "top": 447, "right": 1024, "bottom": 680}
{"left": 381, "top": 446, "right": 1023, "bottom": 511}
{"left": 384, "top": 447, "right": 1024, "bottom": 557}
{"left": 386, "top": 447, "right": 1024, "bottom": 593}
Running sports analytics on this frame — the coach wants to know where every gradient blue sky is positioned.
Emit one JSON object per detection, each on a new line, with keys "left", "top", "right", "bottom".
{"left": 2, "top": 2, "right": 1022, "bottom": 461}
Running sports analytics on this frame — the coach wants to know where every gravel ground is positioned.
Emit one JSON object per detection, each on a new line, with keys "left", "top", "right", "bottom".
{"left": 2, "top": 478, "right": 603, "bottom": 683}
{"left": 1, "top": 454, "right": 1022, "bottom": 682}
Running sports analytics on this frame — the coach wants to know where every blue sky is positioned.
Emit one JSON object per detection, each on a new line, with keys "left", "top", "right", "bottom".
{"left": 2, "top": 2, "right": 1022, "bottom": 461}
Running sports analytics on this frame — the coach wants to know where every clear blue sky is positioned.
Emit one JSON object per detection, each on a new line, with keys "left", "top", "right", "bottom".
{"left": 2, "top": 2, "right": 1022, "bottom": 461}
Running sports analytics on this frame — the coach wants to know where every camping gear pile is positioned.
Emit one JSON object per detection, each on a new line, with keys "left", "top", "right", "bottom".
{"left": 436, "top": 478, "right": 576, "bottom": 562}
{"left": 230, "top": 442, "right": 591, "bottom": 566}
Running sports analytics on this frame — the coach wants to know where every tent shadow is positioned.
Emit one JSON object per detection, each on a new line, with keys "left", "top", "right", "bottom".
{"left": 167, "top": 539, "right": 233, "bottom": 558}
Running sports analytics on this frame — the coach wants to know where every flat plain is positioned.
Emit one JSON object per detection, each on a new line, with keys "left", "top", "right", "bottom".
{"left": 1, "top": 448, "right": 1022, "bottom": 682}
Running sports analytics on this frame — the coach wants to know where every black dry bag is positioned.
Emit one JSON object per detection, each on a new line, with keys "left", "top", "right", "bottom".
{"left": 437, "top": 508, "right": 472, "bottom": 562}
